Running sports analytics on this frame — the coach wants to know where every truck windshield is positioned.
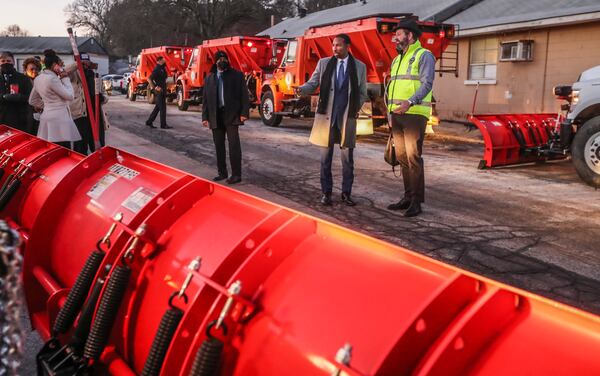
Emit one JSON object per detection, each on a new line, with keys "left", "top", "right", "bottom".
{"left": 285, "top": 41, "right": 298, "bottom": 64}
{"left": 189, "top": 48, "right": 199, "bottom": 69}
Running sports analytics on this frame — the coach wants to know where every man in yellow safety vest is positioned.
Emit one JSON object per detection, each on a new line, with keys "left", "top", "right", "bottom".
{"left": 386, "top": 18, "right": 435, "bottom": 217}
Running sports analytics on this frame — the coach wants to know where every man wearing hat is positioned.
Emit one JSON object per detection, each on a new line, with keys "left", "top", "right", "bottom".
{"left": 202, "top": 50, "right": 249, "bottom": 185}
{"left": 386, "top": 18, "right": 436, "bottom": 217}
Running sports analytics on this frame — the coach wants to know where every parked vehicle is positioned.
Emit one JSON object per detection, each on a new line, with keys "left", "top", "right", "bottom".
{"left": 259, "top": 15, "right": 457, "bottom": 133}
{"left": 175, "top": 36, "right": 286, "bottom": 111}
{"left": 128, "top": 46, "right": 193, "bottom": 104}
{"left": 469, "top": 64, "right": 600, "bottom": 188}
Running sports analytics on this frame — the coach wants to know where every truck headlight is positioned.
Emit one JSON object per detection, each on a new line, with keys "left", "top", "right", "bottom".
{"left": 572, "top": 89, "right": 580, "bottom": 105}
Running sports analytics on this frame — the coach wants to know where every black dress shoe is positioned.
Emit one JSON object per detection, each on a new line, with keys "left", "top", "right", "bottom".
{"left": 145, "top": 121, "right": 156, "bottom": 128}
{"left": 404, "top": 202, "right": 422, "bottom": 217}
{"left": 160, "top": 125, "right": 173, "bottom": 129}
{"left": 320, "top": 193, "right": 332, "bottom": 206}
{"left": 387, "top": 197, "right": 411, "bottom": 211}
{"left": 226, "top": 175, "right": 242, "bottom": 184}
{"left": 341, "top": 193, "right": 356, "bottom": 206}
{"left": 213, "top": 175, "right": 227, "bottom": 182}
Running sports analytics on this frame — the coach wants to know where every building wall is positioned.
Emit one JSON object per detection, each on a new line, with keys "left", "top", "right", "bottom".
{"left": 88, "top": 54, "right": 109, "bottom": 76}
{"left": 434, "top": 22, "right": 600, "bottom": 120}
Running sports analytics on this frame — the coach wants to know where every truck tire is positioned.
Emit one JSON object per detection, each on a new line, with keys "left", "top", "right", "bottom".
{"left": 572, "top": 115, "right": 600, "bottom": 188}
{"left": 147, "top": 89, "right": 156, "bottom": 105}
{"left": 260, "top": 91, "right": 282, "bottom": 127}
{"left": 128, "top": 84, "right": 136, "bottom": 101}
{"left": 177, "top": 86, "right": 189, "bottom": 111}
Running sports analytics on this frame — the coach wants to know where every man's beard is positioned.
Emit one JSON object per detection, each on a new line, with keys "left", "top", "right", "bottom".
{"left": 395, "top": 37, "right": 409, "bottom": 53}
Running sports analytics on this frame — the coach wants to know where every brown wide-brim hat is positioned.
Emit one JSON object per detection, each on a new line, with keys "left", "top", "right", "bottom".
{"left": 393, "top": 19, "right": 422, "bottom": 37}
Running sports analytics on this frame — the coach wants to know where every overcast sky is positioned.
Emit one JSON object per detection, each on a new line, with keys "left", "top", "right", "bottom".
{"left": 0, "top": 0, "right": 81, "bottom": 37}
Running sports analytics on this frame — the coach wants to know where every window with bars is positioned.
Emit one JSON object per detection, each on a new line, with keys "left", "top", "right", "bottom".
{"left": 469, "top": 37, "right": 498, "bottom": 80}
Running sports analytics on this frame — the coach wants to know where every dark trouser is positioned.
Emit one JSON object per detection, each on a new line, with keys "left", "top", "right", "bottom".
{"left": 320, "top": 125, "right": 354, "bottom": 195}
{"left": 55, "top": 141, "right": 72, "bottom": 150}
{"left": 74, "top": 116, "right": 93, "bottom": 155}
{"left": 391, "top": 113, "right": 427, "bottom": 203}
{"left": 212, "top": 108, "right": 242, "bottom": 177}
{"left": 147, "top": 90, "right": 167, "bottom": 127}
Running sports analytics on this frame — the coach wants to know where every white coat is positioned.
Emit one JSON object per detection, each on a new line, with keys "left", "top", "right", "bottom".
{"left": 29, "top": 70, "right": 81, "bottom": 143}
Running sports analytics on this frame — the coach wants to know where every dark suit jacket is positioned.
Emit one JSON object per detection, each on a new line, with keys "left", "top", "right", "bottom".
{"left": 149, "top": 64, "right": 167, "bottom": 90}
{"left": 202, "top": 68, "right": 250, "bottom": 129}
{"left": 0, "top": 69, "right": 32, "bottom": 131}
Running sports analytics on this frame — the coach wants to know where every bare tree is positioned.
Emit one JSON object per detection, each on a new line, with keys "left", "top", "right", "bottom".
{"left": 65, "top": 0, "right": 115, "bottom": 48}
{"left": 2, "top": 25, "right": 30, "bottom": 37}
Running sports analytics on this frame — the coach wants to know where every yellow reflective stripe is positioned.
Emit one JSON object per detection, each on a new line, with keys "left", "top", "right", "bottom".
{"left": 390, "top": 74, "right": 420, "bottom": 80}
{"left": 389, "top": 99, "right": 432, "bottom": 107}
{"left": 406, "top": 48, "right": 423, "bottom": 76}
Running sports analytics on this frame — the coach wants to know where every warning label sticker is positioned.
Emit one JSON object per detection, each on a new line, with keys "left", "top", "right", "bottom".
{"left": 109, "top": 164, "right": 140, "bottom": 180}
{"left": 87, "top": 173, "right": 119, "bottom": 199}
{"left": 121, "top": 187, "right": 156, "bottom": 214}
{"left": 0, "top": 130, "right": 13, "bottom": 140}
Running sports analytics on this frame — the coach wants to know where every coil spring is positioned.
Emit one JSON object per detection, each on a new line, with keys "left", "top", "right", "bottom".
{"left": 0, "top": 178, "right": 20, "bottom": 211}
{"left": 52, "top": 250, "right": 105, "bottom": 335}
{"left": 189, "top": 337, "right": 224, "bottom": 376}
{"left": 83, "top": 264, "right": 131, "bottom": 361}
{"left": 141, "top": 307, "right": 184, "bottom": 376}
{"left": 0, "top": 173, "right": 14, "bottom": 197}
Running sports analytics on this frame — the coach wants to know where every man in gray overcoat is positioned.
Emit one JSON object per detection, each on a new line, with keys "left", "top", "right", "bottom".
{"left": 296, "top": 34, "right": 368, "bottom": 206}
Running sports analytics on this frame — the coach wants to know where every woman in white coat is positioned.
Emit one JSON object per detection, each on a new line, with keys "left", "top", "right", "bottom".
{"left": 29, "top": 49, "right": 81, "bottom": 148}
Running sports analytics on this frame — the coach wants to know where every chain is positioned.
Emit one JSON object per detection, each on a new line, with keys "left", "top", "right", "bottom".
{"left": 0, "top": 221, "right": 23, "bottom": 376}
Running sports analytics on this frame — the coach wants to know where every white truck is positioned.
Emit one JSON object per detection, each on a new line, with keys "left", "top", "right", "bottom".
{"left": 555, "top": 65, "right": 600, "bottom": 188}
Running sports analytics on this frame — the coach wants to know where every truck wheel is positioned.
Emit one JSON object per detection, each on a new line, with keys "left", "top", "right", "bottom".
{"left": 572, "top": 115, "right": 600, "bottom": 188}
{"left": 128, "top": 84, "right": 136, "bottom": 101}
{"left": 260, "top": 91, "right": 282, "bottom": 127}
{"left": 177, "top": 86, "right": 189, "bottom": 111}
{"left": 147, "top": 89, "right": 156, "bottom": 105}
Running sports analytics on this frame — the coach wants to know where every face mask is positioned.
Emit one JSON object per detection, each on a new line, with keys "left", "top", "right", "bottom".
{"left": 217, "top": 61, "right": 229, "bottom": 70}
{"left": 0, "top": 63, "right": 14, "bottom": 73}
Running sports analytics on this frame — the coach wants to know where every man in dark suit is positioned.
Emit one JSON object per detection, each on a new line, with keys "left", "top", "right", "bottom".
{"left": 202, "top": 50, "right": 250, "bottom": 185}
{"left": 145, "top": 56, "right": 171, "bottom": 129}
{"left": 0, "top": 51, "right": 32, "bottom": 131}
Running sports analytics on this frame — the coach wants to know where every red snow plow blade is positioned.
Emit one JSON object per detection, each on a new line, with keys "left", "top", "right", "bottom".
{"left": 1, "top": 125, "right": 599, "bottom": 375}
{"left": 469, "top": 113, "right": 567, "bottom": 168}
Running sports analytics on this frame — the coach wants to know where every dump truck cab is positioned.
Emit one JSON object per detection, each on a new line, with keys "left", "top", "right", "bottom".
{"left": 175, "top": 36, "right": 286, "bottom": 111}
{"left": 555, "top": 65, "right": 600, "bottom": 187}
{"left": 128, "top": 46, "right": 192, "bottom": 104}
{"left": 259, "top": 15, "right": 456, "bottom": 130}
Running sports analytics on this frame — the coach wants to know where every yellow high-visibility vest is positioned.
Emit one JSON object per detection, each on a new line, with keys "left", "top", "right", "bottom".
{"left": 387, "top": 40, "right": 433, "bottom": 119}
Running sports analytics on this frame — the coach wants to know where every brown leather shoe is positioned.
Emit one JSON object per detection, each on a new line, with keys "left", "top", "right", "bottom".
{"left": 404, "top": 202, "right": 422, "bottom": 217}
{"left": 387, "top": 197, "right": 411, "bottom": 211}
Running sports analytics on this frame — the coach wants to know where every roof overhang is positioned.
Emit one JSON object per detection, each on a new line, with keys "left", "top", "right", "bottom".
{"left": 456, "top": 11, "right": 600, "bottom": 37}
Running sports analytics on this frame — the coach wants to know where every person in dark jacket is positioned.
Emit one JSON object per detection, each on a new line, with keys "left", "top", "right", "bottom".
{"left": 0, "top": 51, "right": 32, "bottom": 131}
{"left": 145, "top": 56, "right": 171, "bottom": 129}
{"left": 23, "top": 57, "right": 42, "bottom": 135}
{"left": 202, "top": 50, "right": 250, "bottom": 185}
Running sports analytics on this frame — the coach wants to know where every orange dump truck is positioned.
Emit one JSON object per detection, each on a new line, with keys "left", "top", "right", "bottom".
{"left": 175, "top": 36, "right": 286, "bottom": 111}
{"left": 259, "top": 15, "right": 456, "bottom": 132}
{"left": 128, "top": 46, "right": 193, "bottom": 104}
